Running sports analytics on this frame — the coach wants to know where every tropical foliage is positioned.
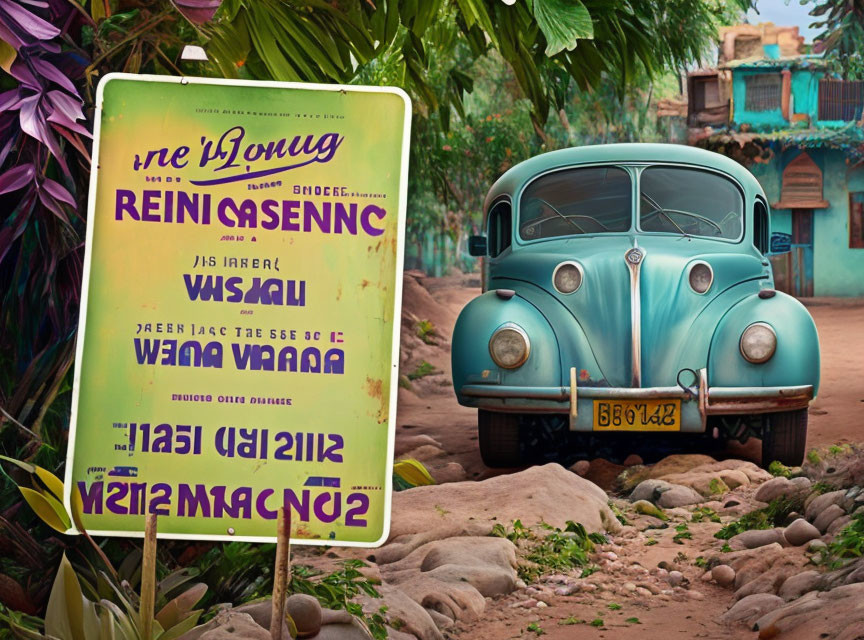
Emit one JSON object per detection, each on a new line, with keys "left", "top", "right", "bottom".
{"left": 811, "top": 0, "right": 864, "bottom": 78}
{"left": 0, "top": 0, "right": 755, "bottom": 632}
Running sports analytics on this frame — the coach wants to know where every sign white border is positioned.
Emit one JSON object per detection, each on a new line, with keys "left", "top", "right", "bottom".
{"left": 63, "top": 73, "right": 411, "bottom": 547}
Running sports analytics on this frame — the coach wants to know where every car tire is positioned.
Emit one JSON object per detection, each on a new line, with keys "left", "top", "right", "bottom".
{"left": 478, "top": 410, "right": 522, "bottom": 467}
{"left": 761, "top": 409, "right": 808, "bottom": 467}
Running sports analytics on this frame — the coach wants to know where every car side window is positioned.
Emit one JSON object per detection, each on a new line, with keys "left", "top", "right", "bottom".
{"left": 487, "top": 199, "right": 512, "bottom": 258}
{"left": 754, "top": 200, "right": 769, "bottom": 254}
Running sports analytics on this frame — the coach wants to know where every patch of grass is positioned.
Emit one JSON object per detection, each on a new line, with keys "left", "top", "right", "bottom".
{"left": 644, "top": 538, "right": 658, "bottom": 546}
{"left": 607, "top": 602, "right": 622, "bottom": 610}
{"left": 714, "top": 495, "right": 804, "bottom": 540}
{"left": 691, "top": 506, "right": 721, "bottom": 523}
{"left": 398, "top": 374, "right": 412, "bottom": 390}
{"left": 292, "top": 560, "right": 388, "bottom": 639}
{"left": 708, "top": 477, "right": 729, "bottom": 495}
{"left": 527, "top": 622, "right": 545, "bottom": 636}
{"left": 673, "top": 522, "right": 692, "bottom": 544}
{"left": 625, "top": 617, "right": 641, "bottom": 624}
{"left": 590, "top": 618, "right": 605, "bottom": 628}
{"left": 491, "top": 520, "right": 603, "bottom": 582}
{"left": 812, "top": 481, "right": 837, "bottom": 495}
{"left": 828, "top": 444, "right": 852, "bottom": 457}
{"left": 720, "top": 542, "right": 733, "bottom": 552}
{"left": 807, "top": 450, "right": 822, "bottom": 465}
{"left": 824, "top": 512, "right": 864, "bottom": 569}
{"left": 559, "top": 616, "right": 585, "bottom": 625}
{"left": 407, "top": 360, "right": 438, "bottom": 380}
{"left": 608, "top": 501, "right": 629, "bottom": 526}
{"left": 415, "top": 319, "right": 437, "bottom": 345}
{"left": 768, "top": 460, "right": 792, "bottom": 478}
{"left": 694, "top": 556, "right": 707, "bottom": 568}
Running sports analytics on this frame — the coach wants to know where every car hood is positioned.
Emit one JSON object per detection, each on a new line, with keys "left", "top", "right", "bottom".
{"left": 489, "top": 235, "right": 769, "bottom": 387}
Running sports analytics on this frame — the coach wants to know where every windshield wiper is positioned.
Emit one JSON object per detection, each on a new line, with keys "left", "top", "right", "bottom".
{"left": 641, "top": 193, "right": 690, "bottom": 238}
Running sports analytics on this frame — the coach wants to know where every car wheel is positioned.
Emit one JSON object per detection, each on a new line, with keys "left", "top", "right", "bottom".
{"left": 761, "top": 409, "right": 808, "bottom": 467}
{"left": 478, "top": 410, "right": 522, "bottom": 467}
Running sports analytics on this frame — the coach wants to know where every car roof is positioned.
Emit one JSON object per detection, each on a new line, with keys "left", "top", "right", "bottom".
{"left": 485, "top": 143, "right": 764, "bottom": 210}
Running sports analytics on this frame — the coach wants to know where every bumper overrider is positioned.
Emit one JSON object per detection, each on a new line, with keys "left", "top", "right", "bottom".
{"left": 459, "top": 367, "right": 814, "bottom": 433}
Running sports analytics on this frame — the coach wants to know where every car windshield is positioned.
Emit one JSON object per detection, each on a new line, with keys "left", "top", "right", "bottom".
{"left": 639, "top": 166, "right": 743, "bottom": 240}
{"left": 519, "top": 166, "right": 631, "bottom": 240}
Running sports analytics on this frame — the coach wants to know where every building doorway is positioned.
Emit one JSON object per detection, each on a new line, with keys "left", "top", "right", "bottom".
{"left": 791, "top": 209, "right": 814, "bottom": 297}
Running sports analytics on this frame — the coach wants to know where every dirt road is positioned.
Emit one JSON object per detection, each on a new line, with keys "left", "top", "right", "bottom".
{"left": 391, "top": 275, "right": 864, "bottom": 640}
{"left": 805, "top": 299, "right": 864, "bottom": 448}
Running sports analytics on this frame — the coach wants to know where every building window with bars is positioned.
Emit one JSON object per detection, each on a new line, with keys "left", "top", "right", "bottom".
{"left": 850, "top": 192, "right": 864, "bottom": 249}
{"left": 819, "top": 79, "right": 864, "bottom": 121}
{"left": 744, "top": 73, "right": 782, "bottom": 111}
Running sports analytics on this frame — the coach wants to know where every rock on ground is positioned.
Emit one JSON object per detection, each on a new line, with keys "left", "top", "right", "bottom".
{"left": 752, "top": 583, "right": 864, "bottom": 639}
{"left": 388, "top": 463, "right": 621, "bottom": 543}
{"left": 784, "top": 518, "right": 821, "bottom": 546}
{"left": 778, "top": 570, "right": 822, "bottom": 601}
{"left": 629, "top": 479, "right": 703, "bottom": 507}
{"left": 377, "top": 536, "right": 518, "bottom": 624}
{"left": 620, "top": 454, "right": 770, "bottom": 496}
{"left": 729, "top": 527, "right": 786, "bottom": 551}
{"left": 719, "top": 593, "right": 784, "bottom": 626}
{"left": 190, "top": 612, "right": 271, "bottom": 640}
{"left": 755, "top": 477, "right": 802, "bottom": 503}
{"left": 712, "top": 564, "right": 736, "bottom": 588}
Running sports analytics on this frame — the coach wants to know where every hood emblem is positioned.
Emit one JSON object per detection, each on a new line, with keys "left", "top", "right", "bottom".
{"left": 625, "top": 247, "right": 645, "bottom": 265}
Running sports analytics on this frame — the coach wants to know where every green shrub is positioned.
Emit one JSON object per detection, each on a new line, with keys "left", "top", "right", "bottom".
{"left": 768, "top": 461, "right": 792, "bottom": 478}
{"left": 491, "top": 520, "right": 603, "bottom": 582}
{"left": 823, "top": 513, "right": 864, "bottom": 569}
{"left": 715, "top": 495, "right": 804, "bottom": 540}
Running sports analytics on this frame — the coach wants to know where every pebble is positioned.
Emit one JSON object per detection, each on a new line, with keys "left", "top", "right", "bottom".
{"left": 668, "top": 571, "right": 685, "bottom": 587}
{"left": 711, "top": 564, "right": 736, "bottom": 588}
{"left": 571, "top": 460, "right": 590, "bottom": 476}
{"left": 284, "top": 594, "right": 323, "bottom": 639}
{"left": 635, "top": 587, "right": 653, "bottom": 597}
{"left": 536, "top": 601, "right": 548, "bottom": 608}
{"left": 598, "top": 551, "right": 618, "bottom": 561}
{"left": 687, "top": 590, "right": 705, "bottom": 600}
{"left": 623, "top": 582, "right": 637, "bottom": 592}
{"left": 808, "top": 539, "right": 828, "bottom": 552}
{"left": 730, "top": 527, "right": 785, "bottom": 549}
{"left": 554, "top": 584, "right": 580, "bottom": 596}
{"left": 784, "top": 518, "right": 821, "bottom": 546}
{"left": 512, "top": 599, "right": 537, "bottom": 608}
{"left": 814, "top": 503, "right": 846, "bottom": 533}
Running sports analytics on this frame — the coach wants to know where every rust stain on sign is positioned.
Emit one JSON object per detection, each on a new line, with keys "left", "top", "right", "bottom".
{"left": 365, "top": 376, "right": 388, "bottom": 423}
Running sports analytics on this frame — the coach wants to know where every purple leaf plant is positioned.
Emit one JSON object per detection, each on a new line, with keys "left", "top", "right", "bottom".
{"left": 0, "top": 0, "right": 89, "bottom": 433}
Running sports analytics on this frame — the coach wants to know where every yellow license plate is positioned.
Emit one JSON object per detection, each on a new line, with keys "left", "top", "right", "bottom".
{"left": 593, "top": 399, "right": 681, "bottom": 431}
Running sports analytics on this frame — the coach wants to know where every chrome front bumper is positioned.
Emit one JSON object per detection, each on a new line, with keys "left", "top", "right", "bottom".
{"left": 459, "top": 368, "right": 814, "bottom": 433}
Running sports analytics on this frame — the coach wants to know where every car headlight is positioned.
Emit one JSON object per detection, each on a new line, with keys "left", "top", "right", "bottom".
{"left": 688, "top": 261, "right": 713, "bottom": 294}
{"left": 553, "top": 261, "right": 583, "bottom": 294}
{"left": 740, "top": 322, "right": 776, "bottom": 363}
{"left": 489, "top": 323, "right": 530, "bottom": 369}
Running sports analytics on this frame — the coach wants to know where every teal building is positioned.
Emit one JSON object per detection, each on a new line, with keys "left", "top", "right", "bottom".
{"left": 691, "top": 54, "right": 864, "bottom": 297}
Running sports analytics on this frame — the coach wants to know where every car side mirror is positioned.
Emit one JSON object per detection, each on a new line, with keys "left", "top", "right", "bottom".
{"left": 468, "top": 235, "right": 487, "bottom": 257}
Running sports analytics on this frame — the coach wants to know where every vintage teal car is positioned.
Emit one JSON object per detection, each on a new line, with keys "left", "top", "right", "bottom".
{"left": 453, "top": 143, "right": 819, "bottom": 468}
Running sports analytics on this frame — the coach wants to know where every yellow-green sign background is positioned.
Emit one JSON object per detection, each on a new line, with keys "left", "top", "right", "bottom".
{"left": 65, "top": 75, "right": 409, "bottom": 545}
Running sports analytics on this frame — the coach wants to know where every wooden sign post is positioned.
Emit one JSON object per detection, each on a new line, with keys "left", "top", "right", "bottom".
{"left": 140, "top": 513, "right": 158, "bottom": 640}
{"left": 270, "top": 506, "right": 292, "bottom": 640}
